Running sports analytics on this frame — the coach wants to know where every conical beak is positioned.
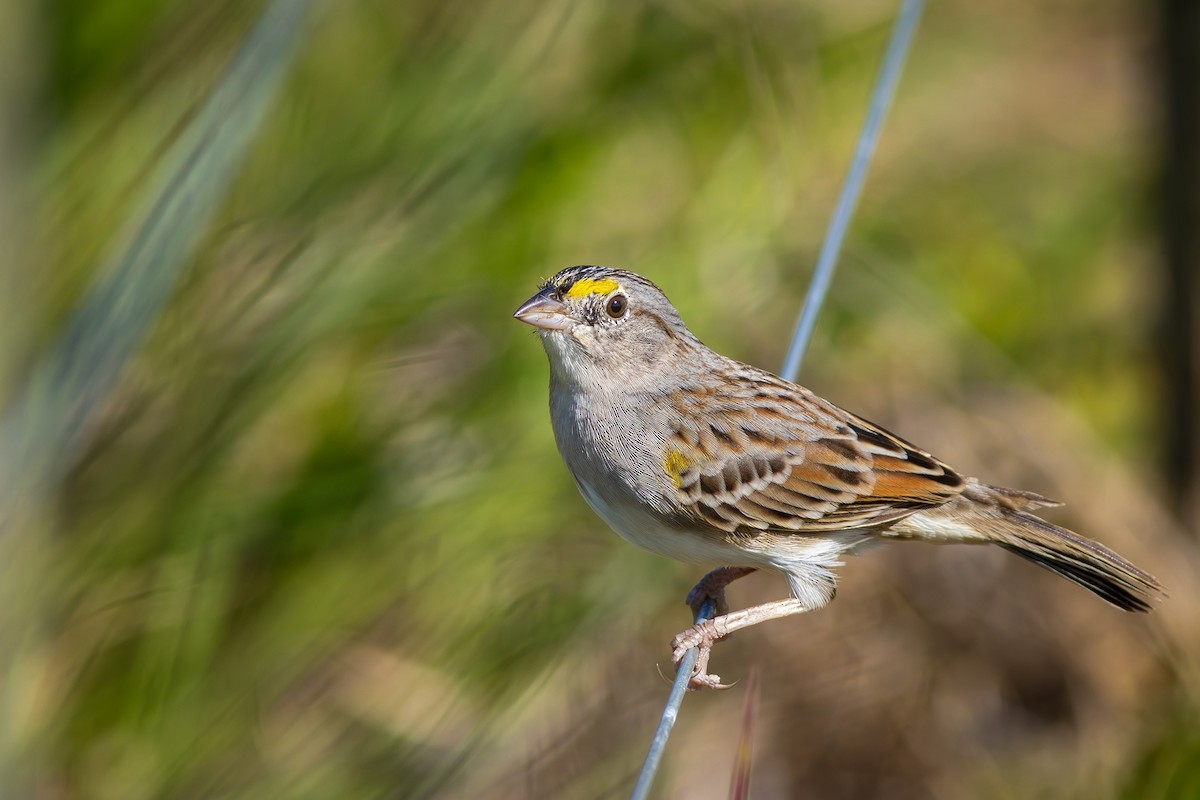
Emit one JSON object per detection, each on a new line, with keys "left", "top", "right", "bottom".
{"left": 513, "top": 287, "right": 573, "bottom": 331}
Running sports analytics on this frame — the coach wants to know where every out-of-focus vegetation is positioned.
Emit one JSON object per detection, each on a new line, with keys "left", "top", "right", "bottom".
{"left": 2, "top": 0, "right": 1198, "bottom": 797}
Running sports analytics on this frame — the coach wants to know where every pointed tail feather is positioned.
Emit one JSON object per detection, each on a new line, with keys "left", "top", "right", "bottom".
{"left": 981, "top": 488, "right": 1165, "bottom": 612}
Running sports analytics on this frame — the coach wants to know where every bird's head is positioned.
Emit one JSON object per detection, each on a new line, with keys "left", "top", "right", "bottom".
{"left": 513, "top": 266, "right": 697, "bottom": 390}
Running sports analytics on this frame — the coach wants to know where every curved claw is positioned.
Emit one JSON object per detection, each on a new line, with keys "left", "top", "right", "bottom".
{"left": 688, "top": 673, "right": 737, "bottom": 691}
{"left": 671, "top": 619, "right": 737, "bottom": 692}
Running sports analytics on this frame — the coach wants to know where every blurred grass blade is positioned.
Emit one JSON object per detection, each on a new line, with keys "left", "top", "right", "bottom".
{"left": 727, "top": 667, "right": 759, "bottom": 800}
{"left": 0, "top": 0, "right": 313, "bottom": 523}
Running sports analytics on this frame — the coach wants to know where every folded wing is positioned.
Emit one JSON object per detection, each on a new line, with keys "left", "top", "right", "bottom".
{"left": 665, "top": 373, "right": 965, "bottom": 534}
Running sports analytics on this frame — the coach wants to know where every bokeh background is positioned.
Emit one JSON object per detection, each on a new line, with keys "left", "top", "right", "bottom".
{"left": 2, "top": 0, "right": 1199, "bottom": 797}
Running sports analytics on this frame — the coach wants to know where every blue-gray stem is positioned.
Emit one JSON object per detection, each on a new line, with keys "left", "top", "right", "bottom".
{"left": 779, "top": 0, "right": 925, "bottom": 383}
{"left": 629, "top": 598, "right": 716, "bottom": 800}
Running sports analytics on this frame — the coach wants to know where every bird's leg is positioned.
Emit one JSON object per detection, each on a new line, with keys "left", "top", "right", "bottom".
{"left": 685, "top": 566, "right": 757, "bottom": 618}
{"left": 674, "top": 566, "right": 756, "bottom": 690}
{"left": 671, "top": 598, "right": 810, "bottom": 691}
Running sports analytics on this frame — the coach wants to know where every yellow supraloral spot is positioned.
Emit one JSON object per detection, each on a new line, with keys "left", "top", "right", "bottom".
{"left": 564, "top": 278, "right": 620, "bottom": 300}
{"left": 664, "top": 450, "right": 690, "bottom": 488}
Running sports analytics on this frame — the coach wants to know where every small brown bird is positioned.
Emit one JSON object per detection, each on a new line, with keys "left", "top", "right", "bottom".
{"left": 515, "top": 266, "right": 1165, "bottom": 689}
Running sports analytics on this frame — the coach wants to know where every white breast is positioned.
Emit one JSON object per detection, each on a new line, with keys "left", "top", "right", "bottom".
{"left": 573, "top": 472, "right": 762, "bottom": 566}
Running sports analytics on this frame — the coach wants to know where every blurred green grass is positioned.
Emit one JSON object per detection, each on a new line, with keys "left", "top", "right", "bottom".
{"left": 3, "top": 1, "right": 1197, "bottom": 798}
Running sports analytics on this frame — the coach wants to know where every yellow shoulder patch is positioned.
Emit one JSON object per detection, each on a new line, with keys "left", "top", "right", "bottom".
{"left": 663, "top": 450, "right": 690, "bottom": 488}
{"left": 564, "top": 278, "right": 620, "bottom": 299}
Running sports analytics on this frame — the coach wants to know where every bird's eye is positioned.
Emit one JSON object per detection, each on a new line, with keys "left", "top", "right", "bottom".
{"left": 605, "top": 294, "right": 628, "bottom": 318}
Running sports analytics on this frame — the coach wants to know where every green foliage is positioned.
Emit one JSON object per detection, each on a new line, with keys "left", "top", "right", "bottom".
{"left": 1122, "top": 708, "right": 1200, "bottom": 800}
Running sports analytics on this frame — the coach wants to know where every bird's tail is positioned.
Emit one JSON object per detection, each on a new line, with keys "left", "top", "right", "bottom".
{"left": 972, "top": 482, "right": 1165, "bottom": 612}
